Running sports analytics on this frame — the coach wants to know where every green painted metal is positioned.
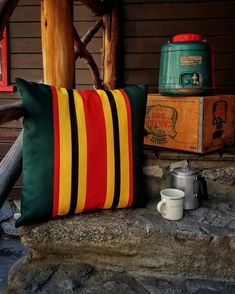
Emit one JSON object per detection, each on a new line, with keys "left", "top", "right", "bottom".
{"left": 159, "top": 37, "right": 215, "bottom": 95}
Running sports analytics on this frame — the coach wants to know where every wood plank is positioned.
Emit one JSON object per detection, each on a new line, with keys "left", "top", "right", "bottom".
{"left": 9, "top": 21, "right": 102, "bottom": 38}
{"left": 9, "top": 22, "right": 41, "bottom": 37}
{"left": 124, "top": 19, "right": 235, "bottom": 37}
{"left": 10, "top": 69, "right": 101, "bottom": 85}
{"left": 124, "top": 37, "right": 169, "bottom": 53}
{"left": 0, "top": 142, "right": 12, "bottom": 156}
{"left": 10, "top": 68, "right": 43, "bottom": 83}
{"left": 19, "top": 0, "right": 231, "bottom": 22}
{"left": 10, "top": 53, "right": 101, "bottom": 69}
{"left": 18, "top": 0, "right": 39, "bottom": 5}
{"left": 124, "top": 2, "right": 235, "bottom": 20}
{"left": 74, "top": 5, "right": 101, "bottom": 21}
{"left": 215, "top": 70, "right": 235, "bottom": 85}
{"left": 124, "top": 53, "right": 235, "bottom": 70}
{"left": 125, "top": 53, "right": 160, "bottom": 69}
{"left": 207, "top": 36, "right": 235, "bottom": 53}
{"left": 9, "top": 37, "right": 42, "bottom": 53}
{"left": 0, "top": 119, "right": 22, "bottom": 128}
{"left": 124, "top": 36, "right": 235, "bottom": 53}
{"left": 11, "top": 5, "right": 99, "bottom": 22}
{"left": 18, "top": 0, "right": 83, "bottom": 5}
{"left": 0, "top": 128, "right": 21, "bottom": 142}
{"left": 9, "top": 37, "right": 102, "bottom": 54}
{"left": 11, "top": 5, "right": 40, "bottom": 22}
{"left": 10, "top": 53, "right": 42, "bottom": 68}
{"left": 215, "top": 53, "right": 235, "bottom": 70}
{"left": 0, "top": 92, "right": 21, "bottom": 99}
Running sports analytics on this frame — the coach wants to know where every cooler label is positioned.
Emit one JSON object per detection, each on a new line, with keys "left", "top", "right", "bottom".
{"left": 180, "top": 55, "right": 202, "bottom": 66}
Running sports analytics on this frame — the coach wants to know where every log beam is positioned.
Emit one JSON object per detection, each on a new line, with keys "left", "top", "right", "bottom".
{"left": 0, "top": 102, "right": 24, "bottom": 126}
{"left": 74, "top": 27, "right": 103, "bottom": 89}
{"left": 103, "top": 0, "right": 122, "bottom": 89}
{"left": 0, "top": 131, "right": 23, "bottom": 208}
{"left": 81, "top": 18, "right": 102, "bottom": 48}
{"left": 41, "top": 0, "right": 75, "bottom": 88}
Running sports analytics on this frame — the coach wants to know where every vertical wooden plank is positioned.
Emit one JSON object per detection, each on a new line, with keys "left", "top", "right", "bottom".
{"left": 41, "top": 0, "right": 75, "bottom": 88}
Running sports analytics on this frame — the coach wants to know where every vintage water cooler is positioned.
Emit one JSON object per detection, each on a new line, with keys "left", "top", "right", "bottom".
{"left": 158, "top": 33, "right": 215, "bottom": 95}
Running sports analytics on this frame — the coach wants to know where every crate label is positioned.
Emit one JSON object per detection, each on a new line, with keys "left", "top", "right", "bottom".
{"left": 180, "top": 55, "right": 202, "bottom": 66}
{"left": 212, "top": 100, "right": 228, "bottom": 129}
{"left": 144, "top": 94, "right": 235, "bottom": 153}
{"left": 145, "top": 104, "right": 178, "bottom": 144}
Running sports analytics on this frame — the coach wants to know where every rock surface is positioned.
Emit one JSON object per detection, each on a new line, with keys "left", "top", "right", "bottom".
{"left": 5, "top": 262, "right": 235, "bottom": 294}
{"left": 4, "top": 195, "right": 234, "bottom": 294}
{"left": 0, "top": 201, "right": 25, "bottom": 292}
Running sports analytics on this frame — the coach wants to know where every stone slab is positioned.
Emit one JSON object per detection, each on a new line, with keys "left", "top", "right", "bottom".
{"left": 17, "top": 196, "right": 235, "bottom": 282}
{"left": 5, "top": 260, "right": 235, "bottom": 294}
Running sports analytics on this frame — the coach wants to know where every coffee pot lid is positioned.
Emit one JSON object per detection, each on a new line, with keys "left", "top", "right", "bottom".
{"left": 171, "top": 167, "right": 198, "bottom": 176}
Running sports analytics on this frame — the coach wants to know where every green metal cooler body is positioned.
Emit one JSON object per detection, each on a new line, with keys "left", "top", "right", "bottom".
{"left": 159, "top": 34, "right": 215, "bottom": 95}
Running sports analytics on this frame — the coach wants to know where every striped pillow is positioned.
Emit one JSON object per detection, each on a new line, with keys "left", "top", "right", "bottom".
{"left": 15, "top": 78, "right": 148, "bottom": 227}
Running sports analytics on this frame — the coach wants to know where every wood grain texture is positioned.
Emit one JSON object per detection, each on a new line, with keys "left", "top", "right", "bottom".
{"left": 0, "top": 101, "right": 24, "bottom": 126}
{"left": 41, "top": 0, "right": 75, "bottom": 88}
{"left": 103, "top": 0, "right": 122, "bottom": 89}
{"left": 0, "top": 131, "right": 22, "bottom": 208}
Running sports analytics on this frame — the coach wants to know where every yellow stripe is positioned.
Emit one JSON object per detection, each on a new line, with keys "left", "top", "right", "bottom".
{"left": 97, "top": 90, "right": 115, "bottom": 209}
{"left": 112, "top": 90, "right": 130, "bottom": 208}
{"left": 57, "top": 88, "right": 72, "bottom": 215}
{"left": 73, "top": 90, "right": 87, "bottom": 213}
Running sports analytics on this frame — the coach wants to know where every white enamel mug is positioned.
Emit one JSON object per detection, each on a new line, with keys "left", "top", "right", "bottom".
{"left": 157, "top": 188, "right": 185, "bottom": 221}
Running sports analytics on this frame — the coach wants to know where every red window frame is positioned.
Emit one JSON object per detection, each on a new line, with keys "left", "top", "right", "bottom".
{"left": 0, "top": 27, "right": 14, "bottom": 92}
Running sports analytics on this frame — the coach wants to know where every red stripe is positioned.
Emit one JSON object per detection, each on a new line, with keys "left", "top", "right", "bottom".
{"left": 80, "top": 90, "right": 107, "bottom": 211}
{"left": 51, "top": 87, "right": 60, "bottom": 217}
{"left": 119, "top": 89, "right": 133, "bottom": 206}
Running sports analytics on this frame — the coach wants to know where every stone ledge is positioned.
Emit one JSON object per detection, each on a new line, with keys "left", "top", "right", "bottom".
{"left": 148, "top": 145, "right": 235, "bottom": 161}
{"left": 6, "top": 262, "right": 235, "bottom": 294}
{"left": 17, "top": 196, "right": 235, "bottom": 282}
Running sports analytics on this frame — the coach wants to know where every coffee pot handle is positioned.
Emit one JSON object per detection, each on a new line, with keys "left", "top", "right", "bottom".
{"left": 197, "top": 176, "right": 208, "bottom": 201}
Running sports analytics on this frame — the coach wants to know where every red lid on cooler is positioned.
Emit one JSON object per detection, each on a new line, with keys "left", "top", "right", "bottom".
{"left": 172, "top": 34, "right": 203, "bottom": 42}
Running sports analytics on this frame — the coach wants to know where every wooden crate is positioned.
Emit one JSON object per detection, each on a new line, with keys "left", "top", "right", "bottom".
{"left": 144, "top": 94, "right": 235, "bottom": 153}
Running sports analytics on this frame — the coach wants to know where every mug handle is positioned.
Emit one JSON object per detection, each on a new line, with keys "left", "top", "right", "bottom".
{"left": 157, "top": 200, "right": 166, "bottom": 214}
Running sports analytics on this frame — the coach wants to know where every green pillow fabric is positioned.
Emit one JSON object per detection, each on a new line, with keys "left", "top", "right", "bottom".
{"left": 15, "top": 78, "right": 148, "bottom": 227}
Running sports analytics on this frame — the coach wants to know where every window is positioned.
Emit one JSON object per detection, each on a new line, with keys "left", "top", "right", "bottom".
{"left": 0, "top": 27, "right": 14, "bottom": 92}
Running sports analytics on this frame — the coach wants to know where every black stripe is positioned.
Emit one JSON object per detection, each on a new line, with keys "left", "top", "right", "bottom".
{"left": 105, "top": 90, "right": 120, "bottom": 209}
{"left": 67, "top": 89, "right": 79, "bottom": 215}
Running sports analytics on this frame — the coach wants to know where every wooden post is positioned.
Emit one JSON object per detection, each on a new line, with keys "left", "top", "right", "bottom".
{"left": 41, "top": 0, "right": 75, "bottom": 88}
{"left": 0, "top": 102, "right": 24, "bottom": 126}
{"left": 0, "top": 131, "right": 23, "bottom": 208}
{"left": 103, "top": 0, "right": 122, "bottom": 90}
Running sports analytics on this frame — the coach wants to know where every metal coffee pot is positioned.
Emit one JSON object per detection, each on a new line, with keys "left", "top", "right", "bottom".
{"left": 171, "top": 167, "right": 208, "bottom": 210}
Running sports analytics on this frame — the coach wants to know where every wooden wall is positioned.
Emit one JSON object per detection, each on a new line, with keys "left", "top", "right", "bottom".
{"left": 1, "top": 0, "right": 235, "bottom": 198}
{"left": 123, "top": 0, "right": 235, "bottom": 93}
